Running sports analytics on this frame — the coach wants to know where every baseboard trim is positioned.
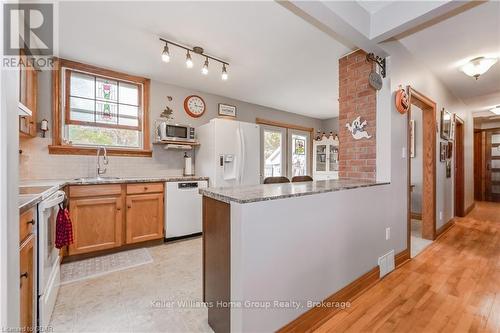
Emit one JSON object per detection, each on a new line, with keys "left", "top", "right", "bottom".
{"left": 278, "top": 249, "right": 409, "bottom": 332}
{"left": 464, "top": 202, "right": 476, "bottom": 216}
{"left": 436, "top": 219, "right": 455, "bottom": 238}
{"left": 410, "top": 212, "right": 422, "bottom": 220}
{"left": 395, "top": 249, "right": 411, "bottom": 268}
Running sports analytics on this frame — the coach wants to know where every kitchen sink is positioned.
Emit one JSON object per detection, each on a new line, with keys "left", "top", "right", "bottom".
{"left": 19, "top": 185, "right": 54, "bottom": 195}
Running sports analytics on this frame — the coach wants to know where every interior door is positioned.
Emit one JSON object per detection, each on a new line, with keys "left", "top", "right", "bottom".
{"left": 260, "top": 125, "right": 286, "bottom": 182}
{"left": 486, "top": 130, "right": 500, "bottom": 202}
{"left": 288, "top": 129, "right": 310, "bottom": 177}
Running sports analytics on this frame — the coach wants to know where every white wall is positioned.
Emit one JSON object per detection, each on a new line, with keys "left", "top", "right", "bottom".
{"left": 230, "top": 184, "right": 397, "bottom": 332}
{"left": 380, "top": 40, "right": 474, "bottom": 232}
{"left": 0, "top": 52, "right": 21, "bottom": 328}
{"left": 20, "top": 72, "right": 324, "bottom": 180}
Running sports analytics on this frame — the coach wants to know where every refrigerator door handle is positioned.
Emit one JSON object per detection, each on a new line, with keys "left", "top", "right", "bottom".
{"left": 240, "top": 126, "right": 246, "bottom": 185}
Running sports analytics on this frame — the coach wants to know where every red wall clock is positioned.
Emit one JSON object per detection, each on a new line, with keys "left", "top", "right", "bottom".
{"left": 184, "top": 95, "right": 206, "bottom": 118}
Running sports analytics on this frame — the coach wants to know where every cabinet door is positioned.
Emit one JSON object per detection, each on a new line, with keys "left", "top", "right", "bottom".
{"left": 19, "top": 54, "right": 38, "bottom": 137}
{"left": 20, "top": 235, "right": 34, "bottom": 331}
{"left": 126, "top": 193, "right": 164, "bottom": 244}
{"left": 68, "top": 196, "right": 122, "bottom": 255}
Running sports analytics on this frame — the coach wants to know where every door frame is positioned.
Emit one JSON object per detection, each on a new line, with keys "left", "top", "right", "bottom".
{"left": 454, "top": 116, "right": 465, "bottom": 216}
{"left": 407, "top": 87, "right": 437, "bottom": 248}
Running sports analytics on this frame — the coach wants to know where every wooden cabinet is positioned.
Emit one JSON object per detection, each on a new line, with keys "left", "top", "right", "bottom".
{"left": 126, "top": 193, "right": 164, "bottom": 244}
{"left": 19, "top": 209, "right": 35, "bottom": 244}
{"left": 19, "top": 207, "right": 35, "bottom": 332}
{"left": 19, "top": 52, "right": 38, "bottom": 137}
{"left": 20, "top": 235, "right": 34, "bottom": 331}
{"left": 67, "top": 182, "right": 164, "bottom": 257}
{"left": 68, "top": 196, "right": 123, "bottom": 255}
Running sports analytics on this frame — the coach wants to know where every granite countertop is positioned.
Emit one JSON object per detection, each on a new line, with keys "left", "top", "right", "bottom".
{"left": 199, "top": 178, "right": 390, "bottom": 204}
{"left": 19, "top": 176, "right": 209, "bottom": 213}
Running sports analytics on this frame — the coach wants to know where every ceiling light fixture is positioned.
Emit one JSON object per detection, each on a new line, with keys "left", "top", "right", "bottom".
{"left": 202, "top": 58, "right": 209, "bottom": 75}
{"left": 490, "top": 105, "right": 500, "bottom": 115}
{"left": 161, "top": 43, "right": 170, "bottom": 63}
{"left": 186, "top": 51, "right": 193, "bottom": 68}
{"left": 221, "top": 64, "right": 228, "bottom": 81}
{"left": 159, "top": 37, "right": 229, "bottom": 80}
{"left": 461, "top": 57, "right": 497, "bottom": 80}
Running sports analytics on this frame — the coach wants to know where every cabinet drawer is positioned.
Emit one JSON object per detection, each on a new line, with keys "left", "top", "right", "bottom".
{"left": 19, "top": 209, "right": 35, "bottom": 244}
{"left": 126, "top": 183, "right": 163, "bottom": 195}
{"left": 70, "top": 184, "right": 122, "bottom": 198}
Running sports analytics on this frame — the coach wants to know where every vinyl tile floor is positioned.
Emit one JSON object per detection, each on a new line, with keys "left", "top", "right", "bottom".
{"left": 49, "top": 237, "right": 213, "bottom": 333}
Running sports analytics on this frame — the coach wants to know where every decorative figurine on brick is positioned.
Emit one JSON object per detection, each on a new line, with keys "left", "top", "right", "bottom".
{"left": 346, "top": 116, "right": 372, "bottom": 140}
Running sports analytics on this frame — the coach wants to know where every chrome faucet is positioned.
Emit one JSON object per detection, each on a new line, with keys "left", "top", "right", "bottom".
{"left": 96, "top": 146, "right": 109, "bottom": 178}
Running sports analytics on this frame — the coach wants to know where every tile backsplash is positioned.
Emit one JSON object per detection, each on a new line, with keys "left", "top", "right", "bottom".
{"left": 20, "top": 137, "right": 188, "bottom": 180}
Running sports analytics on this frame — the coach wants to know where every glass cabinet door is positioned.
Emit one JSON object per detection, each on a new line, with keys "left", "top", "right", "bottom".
{"left": 329, "top": 145, "right": 339, "bottom": 172}
{"left": 316, "top": 145, "right": 327, "bottom": 172}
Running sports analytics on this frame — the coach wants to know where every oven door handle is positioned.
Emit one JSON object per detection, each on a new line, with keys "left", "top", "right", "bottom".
{"left": 40, "top": 190, "right": 66, "bottom": 210}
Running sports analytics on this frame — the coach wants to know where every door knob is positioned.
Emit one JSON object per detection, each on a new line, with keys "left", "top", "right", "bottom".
{"left": 26, "top": 219, "right": 35, "bottom": 225}
{"left": 20, "top": 272, "right": 28, "bottom": 279}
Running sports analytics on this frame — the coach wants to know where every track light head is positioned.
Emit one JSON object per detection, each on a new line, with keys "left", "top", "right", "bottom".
{"left": 221, "top": 64, "right": 228, "bottom": 81}
{"left": 161, "top": 44, "right": 170, "bottom": 63}
{"left": 202, "top": 58, "right": 209, "bottom": 75}
{"left": 186, "top": 51, "right": 193, "bottom": 68}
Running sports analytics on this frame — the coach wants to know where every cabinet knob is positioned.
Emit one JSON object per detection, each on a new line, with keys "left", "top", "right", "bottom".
{"left": 117, "top": 207, "right": 121, "bottom": 211}
{"left": 127, "top": 205, "right": 131, "bottom": 209}
{"left": 144, "top": 187, "right": 148, "bottom": 191}
{"left": 26, "top": 219, "right": 35, "bottom": 225}
{"left": 20, "top": 272, "right": 28, "bottom": 279}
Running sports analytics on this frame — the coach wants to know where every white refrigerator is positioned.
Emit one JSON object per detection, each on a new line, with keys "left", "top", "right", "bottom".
{"left": 195, "top": 118, "right": 260, "bottom": 187}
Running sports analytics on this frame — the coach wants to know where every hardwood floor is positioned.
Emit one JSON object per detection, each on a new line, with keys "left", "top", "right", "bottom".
{"left": 314, "top": 201, "right": 500, "bottom": 333}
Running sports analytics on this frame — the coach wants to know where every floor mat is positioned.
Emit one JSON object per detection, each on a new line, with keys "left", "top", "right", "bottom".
{"left": 61, "top": 248, "right": 153, "bottom": 285}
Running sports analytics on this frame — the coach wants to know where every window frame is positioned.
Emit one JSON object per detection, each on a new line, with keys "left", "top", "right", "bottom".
{"left": 49, "top": 58, "right": 152, "bottom": 157}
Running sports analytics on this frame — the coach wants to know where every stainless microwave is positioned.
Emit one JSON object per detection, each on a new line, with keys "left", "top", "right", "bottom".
{"left": 158, "top": 122, "right": 195, "bottom": 142}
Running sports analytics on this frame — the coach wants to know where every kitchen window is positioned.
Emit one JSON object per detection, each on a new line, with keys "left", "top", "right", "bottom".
{"left": 49, "top": 58, "right": 152, "bottom": 157}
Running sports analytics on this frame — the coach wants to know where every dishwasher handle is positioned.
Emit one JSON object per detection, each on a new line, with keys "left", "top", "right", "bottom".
{"left": 178, "top": 182, "right": 198, "bottom": 189}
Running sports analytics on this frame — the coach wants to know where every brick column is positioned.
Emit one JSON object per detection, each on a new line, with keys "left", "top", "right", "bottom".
{"left": 338, "top": 49, "right": 376, "bottom": 180}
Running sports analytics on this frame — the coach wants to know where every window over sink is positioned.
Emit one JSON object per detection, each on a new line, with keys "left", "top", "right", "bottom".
{"left": 49, "top": 58, "right": 152, "bottom": 157}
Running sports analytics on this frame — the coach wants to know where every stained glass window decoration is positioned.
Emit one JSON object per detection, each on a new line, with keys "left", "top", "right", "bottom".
{"left": 66, "top": 69, "right": 141, "bottom": 131}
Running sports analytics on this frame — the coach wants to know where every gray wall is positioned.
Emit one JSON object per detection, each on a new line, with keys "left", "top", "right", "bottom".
{"left": 21, "top": 71, "right": 324, "bottom": 180}
{"left": 320, "top": 117, "right": 339, "bottom": 135}
{"left": 380, "top": 40, "right": 474, "bottom": 236}
{"left": 410, "top": 106, "right": 423, "bottom": 214}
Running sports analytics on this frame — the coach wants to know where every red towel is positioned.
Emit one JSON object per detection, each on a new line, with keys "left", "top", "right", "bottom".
{"left": 55, "top": 207, "right": 73, "bottom": 249}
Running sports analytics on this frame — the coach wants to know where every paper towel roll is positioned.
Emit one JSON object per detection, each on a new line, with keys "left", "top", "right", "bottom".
{"left": 184, "top": 155, "right": 193, "bottom": 176}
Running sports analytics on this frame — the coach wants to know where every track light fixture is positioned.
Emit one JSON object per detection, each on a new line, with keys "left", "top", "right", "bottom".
{"left": 159, "top": 37, "right": 229, "bottom": 80}
{"left": 221, "top": 64, "right": 228, "bottom": 80}
{"left": 161, "top": 44, "right": 170, "bottom": 63}
{"left": 186, "top": 51, "right": 193, "bottom": 68}
{"left": 202, "top": 58, "right": 209, "bottom": 75}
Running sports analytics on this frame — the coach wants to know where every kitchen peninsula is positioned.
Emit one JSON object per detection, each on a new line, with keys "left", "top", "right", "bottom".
{"left": 200, "top": 179, "right": 397, "bottom": 333}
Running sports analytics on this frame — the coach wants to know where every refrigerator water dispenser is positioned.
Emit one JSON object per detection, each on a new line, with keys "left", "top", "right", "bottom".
{"left": 221, "top": 154, "right": 237, "bottom": 180}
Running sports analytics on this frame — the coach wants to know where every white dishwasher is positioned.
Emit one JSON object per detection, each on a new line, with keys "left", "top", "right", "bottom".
{"left": 165, "top": 180, "right": 208, "bottom": 240}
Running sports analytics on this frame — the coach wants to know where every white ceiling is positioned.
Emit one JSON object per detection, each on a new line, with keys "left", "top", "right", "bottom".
{"left": 397, "top": 1, "right": 500, "bottom": 113}
{"left": 57, "top": 1, "right": 352, "bottom": 119}
{"left": 356, "top": 1, "right": 394, "bottom": 14}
